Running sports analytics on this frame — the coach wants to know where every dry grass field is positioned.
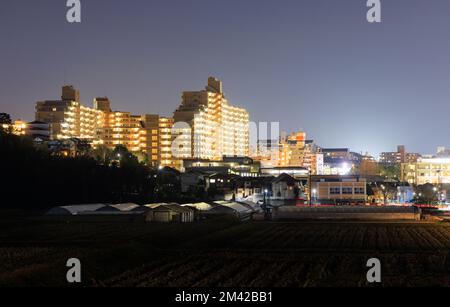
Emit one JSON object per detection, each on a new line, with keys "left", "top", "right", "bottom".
{"left": 1, "top": 213, "right": 450, "bottom": 287}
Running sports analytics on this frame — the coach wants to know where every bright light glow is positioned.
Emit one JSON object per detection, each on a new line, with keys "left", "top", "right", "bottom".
{"left": 338, "top": 162, "right": 351, "bottom": 175}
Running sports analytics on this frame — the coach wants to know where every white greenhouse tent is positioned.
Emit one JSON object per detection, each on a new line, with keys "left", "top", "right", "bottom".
{"left": 182, "top": 202, "right": 216, "bottom": 211}
{"left": 108, "top": 203, "right": 144, "bottom": 212}
{"left": 46, "top": 204, "right": 107, "bottom": 216}
{"left": 213, "top": 201, "right": 255, "bottom": 220}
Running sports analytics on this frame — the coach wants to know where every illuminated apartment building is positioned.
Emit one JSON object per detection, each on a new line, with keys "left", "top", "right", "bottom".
{"left": 279, "top": 132, "right": 306, "bottom": 167}
{"left": 94, "top": 97, "right": 175, "bottom": 166}
{"left": 96, "top": 111, "right": 145, "bottom": 152}
{"left": 35, "top": 87, "right": 174, "bottom": 167}
{"left": 401, "top": 157, "right": 450, "bottom": 185}
{"left": 35, "top": 86, "right": 102, "bottom": 140}
{"left": 94, "top": 97, "right": 143, "bottom": 152}
{"left": 276, "top": 132, "right": 323, "bottom": 174}
{"left": 141, "top": 114, "right": 174, "bottom": 168}
{"left": 173, "top": 77, "right": 249, "bottom": 161}
{"left": 255, "top": 139, "right": 279, "bottom": 168}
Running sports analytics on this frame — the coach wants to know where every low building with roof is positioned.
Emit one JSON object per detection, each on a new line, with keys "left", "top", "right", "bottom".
{"left": 272, "top": 173, "right": 304, "bottom": 200}
{"left": 144, "top": 203, "right": 194, "bottom": 223}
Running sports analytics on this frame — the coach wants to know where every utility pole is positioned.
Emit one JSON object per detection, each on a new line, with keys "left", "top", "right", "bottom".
{"left": 309, "top": 170, "right": 312, "bottom": 207}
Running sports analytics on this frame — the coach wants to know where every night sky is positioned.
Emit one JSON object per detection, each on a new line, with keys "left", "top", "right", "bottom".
{"left": 1, "top": 0, "right": 449, "bottom": 156}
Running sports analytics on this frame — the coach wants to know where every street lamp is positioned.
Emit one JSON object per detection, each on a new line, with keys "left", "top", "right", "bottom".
{"left": 309, "top": 170, "right": 313, "bottom": 207}
{"left": 263, "top": 189, "right": 268, "bottom": 205}
{"left": 312, "top": 188, "right": 317, "bottom": 206}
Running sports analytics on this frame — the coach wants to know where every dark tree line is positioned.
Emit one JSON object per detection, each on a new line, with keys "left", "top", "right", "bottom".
{"left": 0, "top": 131, "right": 187, "bottom": 211}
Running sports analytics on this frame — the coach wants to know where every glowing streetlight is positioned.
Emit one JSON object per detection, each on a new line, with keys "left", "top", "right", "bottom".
{"left": 311, "top": 188, "right": 317, "bottom": 206}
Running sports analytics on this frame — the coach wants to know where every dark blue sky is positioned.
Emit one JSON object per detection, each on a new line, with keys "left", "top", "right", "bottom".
{"left": 1, "top": 0, "right": 449, "bottom": 156}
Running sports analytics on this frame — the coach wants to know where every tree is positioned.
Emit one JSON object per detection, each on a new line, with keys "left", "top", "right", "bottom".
{"left": 415, "top": 183, "right": 439, "bottom": 205}
{"left": 0, "top": 113, "right": 12, "bottom": 125}
{"left": 379, "top": 164, "right": 401, "bottom": 180}
{"left": 374, "top": 182, "right": 398, "bottom": 204}
{"left": 358, "top": 160, "right": 380, "bottom": 177}
{"left": 0, "top": 113, "right": 12, "bottom": 133}
{"left": 112, "top": 145, "right": 139, "bottom": 167}
{"left": 0, "top": 132, "right": 156, "bottom": 209}
{"left": 134, "top": 151, "right": 150, "bottom": 166}
{"left": 90, "top": 145, "right": 113, "bottom": 165}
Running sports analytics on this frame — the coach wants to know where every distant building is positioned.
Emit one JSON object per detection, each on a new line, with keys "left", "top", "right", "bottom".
{"left": 271, "top": 173, "right": 304, "bottom": 200}
{"left": 437, "top": 147, "right": 450, "bottom": 158}
{"left": 36, "top": 86, "right": 102, "bottom": 140}
{"left": 25, "top": 121, "right": 50, "bottom": 140}
{"left": 310, "top": 175, "right": 367, "bottom": 205}
{"left": 255, "top": 139, "right": 279, "bottom": 168}
{"left": 10, "top": 120, "right": 27, "bottom": 136}
{"left": 380, "top": 145, "right": 421, "bottom": 165}
{"left": 256, "top": 131, "right": 323, "bottom": 174}
{"left": 183, "top": 156, "right": 260, "bottom": 177}
{"left": 144, "top": 204, "right": 194, "bottom": 223}
{"left": 35, "top": 86, "right": 175, "bottom": 166}
{"left": 320, "top": 148, "right": 362, "bottom": 176}
{"left": 279, "top": 131, "right": 306, "bottom": 167}
{"left": 173, "top": 77, "right": 249, "bottom": 161}
{"left": 401, "top": 157, "right": 450, "bottom": 185}
{"left": 95, "top": 99, "right": 175, "bottom": 167}
{"left": 47, "top": 138, "right": 91, "bottom": 157}
{"left": 261, "top": 166, "right": 309, "bottom": 178}
{"left": 205, "top": 173, "right": 241, "bottom": 201}
{"left": 141, "top": 115, "right": 174, "bottom": 168}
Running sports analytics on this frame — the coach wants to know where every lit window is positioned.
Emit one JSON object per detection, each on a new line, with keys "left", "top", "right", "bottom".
{"left": 342, "top": 187, "right": 353, "bottom": 195}
{"left": 330, "top": 187, "right": 341, "bottom": 195}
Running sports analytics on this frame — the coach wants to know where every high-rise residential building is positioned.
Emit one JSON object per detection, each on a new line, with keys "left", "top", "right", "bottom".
{"left": 93, "top": 98, "right": 175, "bottom": 167}
{"left": 93, "top": 97, "right": 144, "bottom": 152}
{"left": 255, "top": 139, "right": 279, "bottom": 168}
{"left": 253, "top": 132, "right": 324, "bottom": 174}
{"left": 36, "top": 86, "right": 102, "bottom": 140}
{"left": 380, "top": 145, "right": 421, "bottom": 165}
{"left": 274, "top": 132, "right": 323, "bottom": 174}
{"left": 279, "top": 132, "right": 306, "bottom": 167}
{"left": 140, "top": 114, "right": 174, "bottom": 168}
{"left": 95, "top": 109, "right": 145, "bottom": 153}
{"left": 35, "top": 87, "right": 175, "bottom": 167}
{"left": 173, "top": 77, "right": 249, "bottom": 161}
